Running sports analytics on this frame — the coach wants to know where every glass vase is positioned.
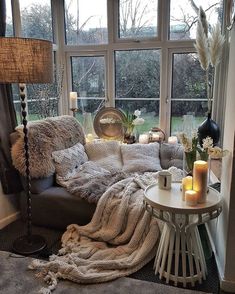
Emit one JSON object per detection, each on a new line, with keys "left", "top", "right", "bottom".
{"left": 123, "top": 125, "right": 136, "bottom": 144}
{"left": 183, "top": 150, "right": 197, "bottom": 176}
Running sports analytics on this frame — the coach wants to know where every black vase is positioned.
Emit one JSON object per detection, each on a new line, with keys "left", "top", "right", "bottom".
{"left": 198, "top": 113, "right": 220, "bottom": 146}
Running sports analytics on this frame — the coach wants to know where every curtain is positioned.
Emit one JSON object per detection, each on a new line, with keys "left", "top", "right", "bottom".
{"left": 0, "top": 0, "right": 22, "bottom": 194}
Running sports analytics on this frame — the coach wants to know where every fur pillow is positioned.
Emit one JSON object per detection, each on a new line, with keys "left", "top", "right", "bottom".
{"left": 85, "top": 140, "right": 123, "bottom": 173}
{"left": 52, "top": 142, "right": 88, "bottom": 180}
{"left": 121, "top": 143, "right": 162, "bottom": 173}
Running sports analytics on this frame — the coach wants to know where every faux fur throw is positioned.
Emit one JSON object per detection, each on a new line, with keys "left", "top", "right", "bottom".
{"left": 29, "top": 174, "right": 160, "bottom": 293}
{"left": 11, "top": 116, "right": 85, "bottom": 178}
{"left": 57, "top": 161, "right": 128, "bottom": 203}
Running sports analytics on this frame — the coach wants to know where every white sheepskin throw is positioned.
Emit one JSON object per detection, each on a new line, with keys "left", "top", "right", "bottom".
{"left": 11, "top": 115, "right": 85, "bottom": 178}
{"left": 29, "top": 174, "right": 159, "bottom": 293}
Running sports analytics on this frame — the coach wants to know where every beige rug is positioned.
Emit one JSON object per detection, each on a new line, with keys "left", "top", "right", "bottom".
{"left": 0, "top": 251, "right": 211, "bottom": 294}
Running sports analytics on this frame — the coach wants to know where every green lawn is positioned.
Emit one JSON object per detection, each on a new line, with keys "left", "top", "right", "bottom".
{"left": 17, "top": 112, "right": 205, "bottom": 136}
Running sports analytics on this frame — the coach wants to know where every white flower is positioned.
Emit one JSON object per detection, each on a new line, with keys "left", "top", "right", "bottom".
{"left": 202, "top": 136, "right": 213, "bottom": 150}
{"left": 134, "top": 109, "right": 141, "bottom": 117}
{"left": 132, "top": 117, "right": 145, "bottom": 126}
{"left": 208, "top": 146, "right": 229, "bottom": 159}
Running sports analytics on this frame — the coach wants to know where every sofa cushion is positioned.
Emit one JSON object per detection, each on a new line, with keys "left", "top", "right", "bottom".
{"left": 52, "top": 142, "right": 88, "bottom": 180}
{"left": 121, "top": 143, "right": 162, "bottom": 173}
{"left": 159, "top": 143, "right": 183, "bottom": 169}
{"left": 85, "top": 140, "right": 122, "bottom": 173}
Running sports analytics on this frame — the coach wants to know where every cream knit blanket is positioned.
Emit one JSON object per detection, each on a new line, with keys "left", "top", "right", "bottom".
{"left": 29, "top": 174, "right": 160, "bottom": 293}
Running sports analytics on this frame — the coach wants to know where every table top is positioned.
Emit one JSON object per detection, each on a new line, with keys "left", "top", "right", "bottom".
{"left": 144, "top": 182, "right": 222, "bottom": 214}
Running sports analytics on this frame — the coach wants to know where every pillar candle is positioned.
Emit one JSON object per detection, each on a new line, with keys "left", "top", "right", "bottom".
{"left": 139, "top": 133, "right": 149, "bottom": 144}
{"left": 182, "top": 176, "right": 193, "bottom": 201}
{"left": 185, "top": 190, "right": 198, "bottom": 206}
{"left": 168, "top": 136, "right": 178, "bottom": 144}
{"left": 70, "top": 92, "right": 77, "bottom": 109}
{"left": 193, "top": 160, "right": 208, "bottom": 203}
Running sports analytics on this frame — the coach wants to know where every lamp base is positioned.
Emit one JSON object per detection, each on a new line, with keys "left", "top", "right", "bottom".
{"left": 12, "top": 235, "right": 47, "bottom": 255}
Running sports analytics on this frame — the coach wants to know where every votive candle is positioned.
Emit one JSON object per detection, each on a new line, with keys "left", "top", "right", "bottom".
{"left": 185, "top": 190, "right": 198, "bottom": 206}
{"left": 193, "top": 160, "right": 208, "bottom": 203}
{"left": 168, "top": 136, "right": 178, "bottom": 144}
{"left": 70, "top": 92, "right": 77, "bottom": 109}
{"left": 182, "top": 176, "right": 193, "bottom": 201}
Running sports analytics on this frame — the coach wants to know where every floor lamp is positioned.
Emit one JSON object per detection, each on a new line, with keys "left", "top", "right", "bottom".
{"left": 0, "top": 37, "right": 53, "bottom": 255}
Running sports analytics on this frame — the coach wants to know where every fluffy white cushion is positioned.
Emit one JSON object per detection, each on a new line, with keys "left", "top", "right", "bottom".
{"left": 52, "top": 142, "right": 88, "bottom": 180}
{"left": 85, "top": 140, "right": 123, "bottom": 173}
{"left": 121, "top": 143, "right": 162, "bottom": 173}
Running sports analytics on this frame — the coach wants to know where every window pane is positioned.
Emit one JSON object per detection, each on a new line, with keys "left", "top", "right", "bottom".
{"left": 170, "top": 0, "right": 223, "bottom": 40}
{"left": 115, "top": 49, "right": 160, "bottom": 98}
{"left": 19, "top": 0, "right": 53, "bottom": 41}
{"left": 171, "top": 101, "right": 206, "bottom": 135}
{"left": 119, "top": 0, "right": 158, "bottom": 39}
{"left": 71, "top": 56, "right": 105, "bottom": 113}
{"left": 115, "top": 100, "right": 159, "bottom": 133}
{"left": 5, "top": 0, "right": 13, "bottom": 36}
{"left": 65, "top": 0, "right": 107, "bottom": 45}
{"left": 172, "top": 53, "right": 209, "bottom": 99}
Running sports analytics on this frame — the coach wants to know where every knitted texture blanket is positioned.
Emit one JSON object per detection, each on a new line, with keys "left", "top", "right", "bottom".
{"left": 29, "top": 174, "right": 160, "bottom": 293}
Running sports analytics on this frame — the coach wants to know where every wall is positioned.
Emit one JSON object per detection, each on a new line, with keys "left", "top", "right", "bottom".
{"left": 0, "top": 182, "right": 19, "bottom": 229}
{"left": 207, "top": 24, "right": 235, "bottom": 292}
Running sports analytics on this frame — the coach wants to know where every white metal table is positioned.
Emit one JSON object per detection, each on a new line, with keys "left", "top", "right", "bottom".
{"left": 144, "top": 182, "right": 222, "bottom": 287}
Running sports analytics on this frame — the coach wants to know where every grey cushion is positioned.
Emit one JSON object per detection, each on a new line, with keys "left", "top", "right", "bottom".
{"left": 159, "top": 143, "right": 183, "bottom": 169}
{"left": 121, "top": 143, "right": 162, "bottom": 173}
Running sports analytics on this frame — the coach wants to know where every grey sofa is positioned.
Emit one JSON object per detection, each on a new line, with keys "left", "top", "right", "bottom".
{"left": 11, "top": 116, "right": 183, "bottom": 230}
{"left": 17, "top": 142, "right": 183, "bottom": 230}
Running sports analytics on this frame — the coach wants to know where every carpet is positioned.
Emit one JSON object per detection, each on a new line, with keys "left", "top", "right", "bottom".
{"left": 0, "top": 220, "right": 219, "bottom": 293}
{"left": 0, "top": 250, "right": 211, "bottom": 294}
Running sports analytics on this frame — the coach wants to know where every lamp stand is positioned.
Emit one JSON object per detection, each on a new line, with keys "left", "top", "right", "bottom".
{"left": 12, "top": 84, "right": 46, "bottom": 255}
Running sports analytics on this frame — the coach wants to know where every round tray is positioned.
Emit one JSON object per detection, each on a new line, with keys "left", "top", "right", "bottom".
{"left": 93, "top": 107, "right": 125, "bottom": 140}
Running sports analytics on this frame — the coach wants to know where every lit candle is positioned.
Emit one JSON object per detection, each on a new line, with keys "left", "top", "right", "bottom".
{"left": 185, "top": 190, "right": 198, "bottom": 206}
{"left": 139, "top": 133, "right": 149, "bottom": 144}
{"left": 182, "top": 176, "right": 193, "bottom": 201}
{"left": 152, "top": 133, "right": 160, "bottom": 141}
{"left": 86, "top": 133, "right": 94, "bottom": 143}
{"left": 193, "top": 160, "right": 208, "bottom": 203}
{"left": 70, "top": 92, "right": 77, "bottom": 109}
{"left": 168, "top": 136, "right": 178, "bottom": 144}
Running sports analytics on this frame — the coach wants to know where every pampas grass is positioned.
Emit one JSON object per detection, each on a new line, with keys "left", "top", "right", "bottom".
{"left": 194, "top": 20, "right": 210, "bottom": 70}
{"left": 194, "top": 6, "right": 225, "bottom": 113}
{"left": 209, "top": 23, "right": 225, "bottom": 67}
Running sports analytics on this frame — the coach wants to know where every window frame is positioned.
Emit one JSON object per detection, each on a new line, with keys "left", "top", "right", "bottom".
{"left": 9, "top": 0, "right": 227, "bottom": 139}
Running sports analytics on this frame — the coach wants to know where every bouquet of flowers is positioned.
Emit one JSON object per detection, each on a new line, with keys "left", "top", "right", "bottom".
{"left": 179, "top": 132, "right": 228, "bottom": 173}
{"left": 122, "top": 109, "right": 145, "bottom": 143}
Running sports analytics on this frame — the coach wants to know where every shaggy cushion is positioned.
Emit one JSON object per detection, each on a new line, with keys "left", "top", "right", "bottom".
{"left": 11, "top": 115, "right": 85, "bottom": 178}
{"left": 160, "top": 143, "right": 183, "bottom": 169}
{"left": 121, "top": 143, "right": 162, "bottom": 173}
{"left": 52, "top": 142, "right": 88, "bottom": 180}
{"left": 85, "top": 140, "right": 123, "bottom": 173}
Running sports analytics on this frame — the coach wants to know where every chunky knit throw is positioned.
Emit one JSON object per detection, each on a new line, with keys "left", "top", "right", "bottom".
{"left": 29, "top": 174, "right": 160, "bottom": 293}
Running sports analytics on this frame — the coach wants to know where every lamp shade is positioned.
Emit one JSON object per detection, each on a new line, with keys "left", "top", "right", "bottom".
{"left": 0, "top": 37, "right": 53, "bottom": 84}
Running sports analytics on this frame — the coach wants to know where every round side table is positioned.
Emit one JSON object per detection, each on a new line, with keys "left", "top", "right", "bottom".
{"left": 144, "top": 182, "right": 222, "bottom": 287}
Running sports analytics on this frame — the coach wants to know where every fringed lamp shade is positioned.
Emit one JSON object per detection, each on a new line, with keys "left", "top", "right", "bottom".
{"left": 0, "top": 37, "right": 53, "bottom": 83}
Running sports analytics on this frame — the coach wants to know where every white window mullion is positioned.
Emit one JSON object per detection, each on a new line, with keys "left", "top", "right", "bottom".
{"left": 52, "top": 0, "right": 69, "bottom": 115}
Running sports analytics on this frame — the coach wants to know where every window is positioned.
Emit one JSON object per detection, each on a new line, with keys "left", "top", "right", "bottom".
{"left": 170, "top": 0, "right": 223, "bottom": 40}
{"left": 118, "top": 0, "right": 158, "bottom": 39}
{"left": 5, "top": 0, "right": 13, "bottom": 36}
{"left": 71, "top": 56, "right": 105, "bottom": 114}
{"left": 115, "top": 49, "right": 160, "bottom": 132}
{"left": 19, "top": 0, "right": 53, "bottom": 41}
{"left": 64, "top": 0, "right": 108, "bottom": 45}
{"left": 9, "top": 0, "right": 225, "bottom": 137}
